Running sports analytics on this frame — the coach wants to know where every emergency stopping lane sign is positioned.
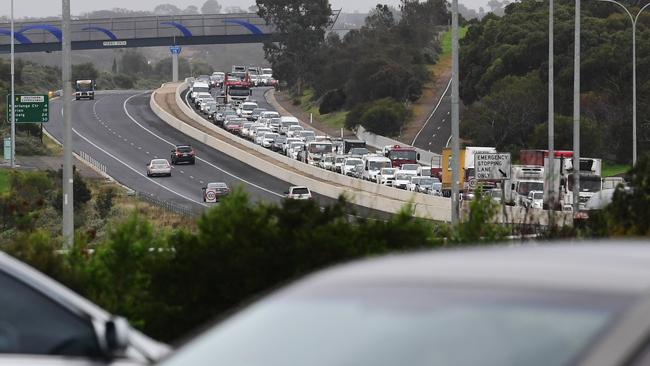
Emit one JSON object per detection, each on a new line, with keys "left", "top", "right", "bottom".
{"left": 475, "top": 153, "right": 511, "bottom": 180}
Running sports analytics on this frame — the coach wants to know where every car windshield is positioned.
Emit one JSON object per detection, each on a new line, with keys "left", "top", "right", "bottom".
{"left": 517, "top": 182, "right": 544, "bottom": 196}
{"left": 346, "top": 159, "right": 362, "bottom": 166}
{"left": 419, "top": 178, "right": 436, "bottom": 186}
{"left": 308, "top": 143, "right": 332, "bottom": 153}
{"left": 381, "top": 168, "right": 396, "bottom": 175}
{"left": 208, "top": 183, "right": 227, "bottom": 189}
{"left": 389, "top": 150, "right": 417, "bottom": 161}
{"left": 264, "top": 133, "right": 278, "bottom": 139}
{"left": 349, "top": 148, "right": 369, "bottom": 156}
{"left": 568, "top": 175, "right": 602, "bottom": 193}
{"left": 229, "top": 89, "right": 250, "bottom": 97}
{"left": 270, "top": 118, "right": 282, "bottom": 124}
{"left": 243, "top": 104, "right": 257, "bottom": 111}
{"left": 395, "top": 173, "right": 410, "bottom": 180}
{"left": 533, "top": 192, "right": 544, "bottom": 200}
{"left": 369, "top": 161, "right": 391, "bottom": 170}
{"left": 402, "top": 164, "right": 419, "bottom": 171}
{"left": 162, "top": 286, "right": 626, "bottom": 366}
{"left": 261, "top": 68, "right": 272, "bottom": 74}
{"left": 193, "top": 86, "right": 209, "bottom": 93}
{"left": 291, "top": 187, "right": 310, "bottom": 195}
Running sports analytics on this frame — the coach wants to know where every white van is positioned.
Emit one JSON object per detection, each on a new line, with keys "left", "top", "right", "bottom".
{"left": 279, "top": 116, "right": 301, "bottom": 135}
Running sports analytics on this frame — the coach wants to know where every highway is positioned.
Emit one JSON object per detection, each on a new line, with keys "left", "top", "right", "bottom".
{"left": 411, "top": 79, "right": 452, "bottom": 153}
{"left": 46, "top": 89, "right": 393, "bottom": 219}
{"left": 46, "top": 91, "right": 291, "bottom": 213}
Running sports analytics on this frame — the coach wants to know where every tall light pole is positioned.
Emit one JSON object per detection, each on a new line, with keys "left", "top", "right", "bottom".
{"left": 62, "top": 0, "right": 74, "bottom": 247}
{"left": 546, "top": 0, "right": 556, "bottom": 210}
{"left": 451, "top": 0, "right": 461, "bottom": 224}
{"left": 10, "top": 0, "right": 15, "bottom": 168}
{"left": 572, "top": 0, "right": 581, "bottom": 213}
{"left": 598, "top": 0, "right": 650, "bottom": 167}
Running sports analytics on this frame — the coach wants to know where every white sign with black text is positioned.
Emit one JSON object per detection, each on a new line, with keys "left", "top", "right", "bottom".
{"left": 475, "top": 153, "right": 511, "bottom": 180}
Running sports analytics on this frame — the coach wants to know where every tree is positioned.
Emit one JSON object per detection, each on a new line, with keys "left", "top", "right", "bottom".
{"left": 72, "top": 63, "right": 99, "bottom": 81}
{"left": 153, "top": 4, "right": 182, "bottom": 15}
{"left": 111, "top": 58, "right": 117, "bottom": 74}
{"left": 256, "top": 0, "right": 333, "bottom": 94}
{"left": 120, "top": 50, "right": 150, "bottom": 75}
{"left": 224, "top": 6, "right": 245, "bottom": 13}
{"left": 605, "top": 155, "right": 650, "bottom": 235}
{"left": 201, "top": 0, "right": 222, "bottom": 14}
{"left": 182, "top": 5, "right": 199, "bottom": 15}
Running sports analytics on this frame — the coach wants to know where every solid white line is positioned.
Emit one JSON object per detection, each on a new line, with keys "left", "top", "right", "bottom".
{"left": 411, "top": 78, "right": 452, "bottom": 145}
{"left": 446, "top": 134, "right": 453, "bottom": 148}
{"left": 72, "top": 127, "right": 206, "bottom": 206}
{"left": 122, "top": 93, "right": 284, "bottom": 198}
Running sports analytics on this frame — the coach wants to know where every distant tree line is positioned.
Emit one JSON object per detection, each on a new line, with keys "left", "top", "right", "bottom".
{"left": 256, "top": 0, "right": 449, "bottom": 136}
{"left": 459, "top": 0, "right": 650, "bottom": 163}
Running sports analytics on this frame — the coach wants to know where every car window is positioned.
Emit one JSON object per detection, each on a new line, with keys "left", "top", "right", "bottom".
{"left": 0, "top": 271, "right": 101, "bottom": 357}
{"left": 161, "top": 286, "right": 628, "bottom": 366}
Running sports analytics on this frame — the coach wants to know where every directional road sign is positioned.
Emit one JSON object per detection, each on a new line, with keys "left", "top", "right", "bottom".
{"left": 475, "top": 153, "right": 511, "bottom": 180}
{"left": 169, "top": 45, "right": 182, "bottom": 54}
{"left": 6, "top": 94, "right": 49, "bottom": 123}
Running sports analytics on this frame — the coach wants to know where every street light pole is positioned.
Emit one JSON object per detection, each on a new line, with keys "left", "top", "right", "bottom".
{"left": 10, "top": 0, "right": 15, "bottom": 168}
{"left": 62, "top": 0, "right": 74, "bottom": 247}
{"left": 548, "top": 0, "right": 555, "bottom": 210}
{"left": 451, "top": 0, "right": 461, "bottom": 224}
{"left": 573, "top": 0, "right": 581, "bottom": 213}
{"left": 597, "top": 0, "right": 650, "bottom": 167}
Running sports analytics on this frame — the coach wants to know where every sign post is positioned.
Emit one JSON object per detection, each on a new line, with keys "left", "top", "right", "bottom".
{"left": 475, "top": 153, "right": 512, "bottom": 223}
{"left": 6, "top": 94, "right": 50, "bottom": 123}
{"left": 170, "top": 45, "right": 182, "bottom": 82}
{"left": 3, "top": 137, "right": 10, "bottom": 162}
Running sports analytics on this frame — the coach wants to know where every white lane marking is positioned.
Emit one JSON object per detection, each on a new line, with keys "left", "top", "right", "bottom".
{"left": 447, "top": 111, "right": 450, "bottom": 115}
{"left": 437, "top": 126, "right": 441, "bottom": 130}
{"left": 122, "top": 93, "right": 283, "bottom": 198}
{"left": 180, "top": 170, "right": 185, "bottom": 174}
{"left": 190, "top": 176, "right": 194, "bottom": 179}
{"left": 138, "top": 146, "right": 142, "bottom": 150}
{"left": 71, "top": 127, "right": 206, "bottom": 207}
{"left": 199, "top": 180, "right": 204, "bottom": 184}
{"left": 432, "top": 134, "right": 436, "bottom": 138}
{"left": 130, "top": 142, "right": 134, "bottom": 146}
{"left": 411, "top": 78, "right": 452, "bottom": 145}
{"left": 446, "top": 134, "right": 453, "bottom": 148}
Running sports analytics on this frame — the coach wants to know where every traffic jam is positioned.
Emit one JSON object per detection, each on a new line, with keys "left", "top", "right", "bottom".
{"left": 188, "top": 65, "right": 444, "bottom": 200}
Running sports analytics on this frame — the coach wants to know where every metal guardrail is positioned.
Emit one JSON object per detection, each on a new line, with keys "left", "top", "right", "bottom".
{"left": 78, "top": 150, "right": 107, "bottom": 175}
{"left": 134, "top": 191, "right": 200, "bottom": 217}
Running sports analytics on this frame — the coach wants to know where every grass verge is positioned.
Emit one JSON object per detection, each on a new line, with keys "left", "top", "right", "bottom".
{"left": 440, "top": 26, "right": 468, "bottom": 59}
{"left": 0, "top": 169, "right": 9, "bottom": 194}
{"left": 602, "top": 162, "right": 630, "bottom": 177}
{"left": 296, "top": 89, "right": 348, "bottom": 129}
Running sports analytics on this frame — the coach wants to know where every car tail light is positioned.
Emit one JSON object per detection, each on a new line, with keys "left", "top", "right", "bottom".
{"left": 176, "top": 152, "right": 181, "bottom": 157}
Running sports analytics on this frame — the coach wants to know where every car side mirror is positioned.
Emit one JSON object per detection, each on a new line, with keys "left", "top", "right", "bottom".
{"left": 103, "top": 317, "right": 129, "bottom": 356}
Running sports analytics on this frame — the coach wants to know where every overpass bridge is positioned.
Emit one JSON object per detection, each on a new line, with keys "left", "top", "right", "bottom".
{"left": 0, "top": 11, "right": 341, "bottom": 53}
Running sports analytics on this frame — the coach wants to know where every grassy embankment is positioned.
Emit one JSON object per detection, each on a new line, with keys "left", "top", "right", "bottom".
{"left": 294, "top": 88, "right": 348, "bottom": 129}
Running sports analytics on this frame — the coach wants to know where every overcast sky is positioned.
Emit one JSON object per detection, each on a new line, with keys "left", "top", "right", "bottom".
{"left": 5, "top": 0, "right": 489, "bottom": 19}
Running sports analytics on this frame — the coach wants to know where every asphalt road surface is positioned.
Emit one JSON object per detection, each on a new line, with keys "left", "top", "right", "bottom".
{"left": 411, "top": 79, "right": 452, "bottom": 154}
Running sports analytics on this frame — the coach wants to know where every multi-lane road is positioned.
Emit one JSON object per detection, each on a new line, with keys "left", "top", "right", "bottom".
{"left": 46, "top": 90, "right": 291, "bottom": 213}
{"left": 45, "top": 88, "right": 392, "bottom": 219}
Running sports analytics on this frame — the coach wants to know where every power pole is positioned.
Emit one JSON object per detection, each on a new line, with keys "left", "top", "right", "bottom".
{"left": 10, "top": 0, "right": 15, "bottom": 168}
{"left": 62, "top": 0, "right": 74, "bottom": 247}
{"left": 548, "top": 0, "right": 555, "bottom": 210}
{"left": 451, "top": 0, "right": 461, "bottom": 224}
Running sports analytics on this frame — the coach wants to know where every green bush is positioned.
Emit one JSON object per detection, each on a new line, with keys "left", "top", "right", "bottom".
{"left": 318, "top": 89, "right": 346, "bottom": 114}
{"left": 358, "top": 98, "right": 410, "bottom": 137}
{"left": 15, "top": 134, "right": 48, "bottom": 156}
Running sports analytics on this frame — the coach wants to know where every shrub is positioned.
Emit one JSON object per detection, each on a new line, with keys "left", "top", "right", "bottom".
{"left": 319, "top": 89, "right": 346, "bottom": 114}
{"left": 112, "top": 74, "right": 134, "bottom": 89}
{"left": 95, "top": 186, "right": 117, "bottom": 219}
{"left": 15, "top": 134, "right": 48, "bottom": 156}
{"left": 358, "top": 98, "right": 409, "bottom": 136}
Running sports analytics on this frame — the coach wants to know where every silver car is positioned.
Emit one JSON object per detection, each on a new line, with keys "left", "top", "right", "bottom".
{"left": 160, "top": 243, "right": 650, "bottom": 366}
{"left": 0, "top": 251, "right": 170, "bottom": 365}
{"left": 146, "top": 159, "right": 172, "bottom": 177}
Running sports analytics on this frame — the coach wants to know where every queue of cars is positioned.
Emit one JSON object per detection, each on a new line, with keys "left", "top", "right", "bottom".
{"left": 188, "top": 76, "right": 442, "bottom": 196}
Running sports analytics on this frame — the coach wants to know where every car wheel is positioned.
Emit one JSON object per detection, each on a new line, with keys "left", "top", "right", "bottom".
{"left": 191, "top": 159, "right": 196, "bottom": 165}
{"left": 168, "top": 173, "right": 172, "bottom": 177}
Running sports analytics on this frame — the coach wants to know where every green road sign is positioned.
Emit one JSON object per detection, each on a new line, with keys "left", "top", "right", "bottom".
{"left": 6, "top": 94, "right": 49, "bottom": 123}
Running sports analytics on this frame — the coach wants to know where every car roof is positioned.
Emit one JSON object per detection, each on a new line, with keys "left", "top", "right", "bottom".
{"left": 296, "top": 243, "right": 650, "bottom": 295}
{"left": 207, "top": 182, "right": 228, "bottom": 188}
{"left": 175, "top": 145, "right": 191, "bottom": 149}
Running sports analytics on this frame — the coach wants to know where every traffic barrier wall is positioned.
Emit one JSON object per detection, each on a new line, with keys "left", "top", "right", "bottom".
{"left": 150, "top": 83, "right": 452, "bottom": 221}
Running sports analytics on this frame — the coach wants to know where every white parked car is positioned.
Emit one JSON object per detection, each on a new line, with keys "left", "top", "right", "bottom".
{"left": 146, "top": 159, "right": 171, "bottom": 177}
{"left": 285, "top": 186, "right": 312, "bottom": 200}
{"left": 334, "top": 155, "right": 346, "bottom": 173}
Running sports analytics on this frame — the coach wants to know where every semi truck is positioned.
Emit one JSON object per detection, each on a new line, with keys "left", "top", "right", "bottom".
{"left": 383, "top": 145, "right": 420, "bottom": 169}
{"left": 75, "top": 80, "right": 95, "bottom": 100}
{"left": 441, "top": 146, "right": 497, "bottom": 197}
{"left": 342, "top": 139, "right": 366, "bottom": 154}
{"left": 503, "top": 165, "right": 544, "bottom": 206}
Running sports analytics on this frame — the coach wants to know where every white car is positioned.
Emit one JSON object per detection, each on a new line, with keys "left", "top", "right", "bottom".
{"left": 288, "top": 142, "right": 305, "bottom": 160}
{"left": 286, "top": 125, "right": 304, "bottom": 138}
{"left": 393, "top": 172, "right": 412, "bottom": 189}
{"left": 261, "top": 133, "right": 279, "bottom": 148}
{"left": 146, "top": 159, "right": 171, "bottom": 177}
{"left": 238, "top": 102, "right": 259, "bottom": 119}
{"left": 526, "top": 190, "right": 544, "bottom": 209}
{"left": 400, "top": 163, "right": 420, "bottom": 175}
{"left": 342, "top": 157, "right": 364, "bottom": 177}
{"left": 283, "top": 137, "right": 303, "bottom": 155}
{"left": 334, "top": 155, "right": 346, "bottom": 173}
{"left": 319, "top": 154, "right": 335, "bottom": 170}
{"left": 377, "top": 167, "right": 397, "bottom": 186}
{"left": 254, "top": 128, "right": 272, "bottom": 145}
{"left": 407, "top": 176, "right": 441, "bottom": 193}
{"left": 285, "top": 186, "right": 312, "bottom": 200}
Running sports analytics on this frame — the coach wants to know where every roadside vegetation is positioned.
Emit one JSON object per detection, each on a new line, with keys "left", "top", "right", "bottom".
{"left": 258, "top": 0, "right": 449, "bottom": 137}
{"left": 459, "top": 0, "right": 650, "bottom": 165}
{"left": 5, "top": 154, "right": 650, "bottom": 343}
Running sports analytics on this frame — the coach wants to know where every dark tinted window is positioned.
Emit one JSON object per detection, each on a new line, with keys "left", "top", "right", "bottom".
{"left": 0, "top": 271, "right": 101, "bottom": 357}
{"left": 177, "top": 146, "right": 192, "bottom": 153}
